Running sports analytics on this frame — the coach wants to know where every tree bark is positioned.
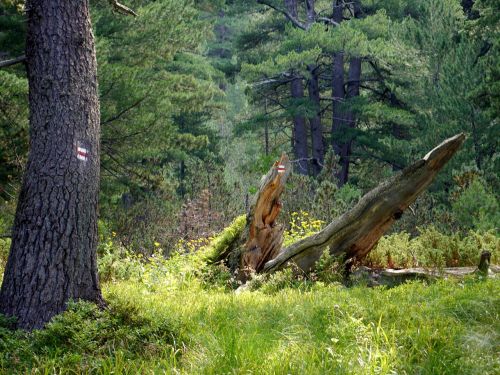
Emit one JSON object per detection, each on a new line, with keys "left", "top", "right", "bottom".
{"left": 331, "top": 51, "right": 346, "bottom": 179}
{"left": 331, "top": 0, "right": 362, "bottom": 186}
{"left": 263, "top": 134, "right": 466, "bottom": 273}
{"left": 208, "top": 135, "right": 464, "bottom": 283}
{"left": 330, "top": 1, "right": 346, "bottom": 182}
{"left": 290, "top": 77, "right": 309, "bottom": 175}
{"left": 305, "top": 0, "right": 316, "bottom": 27}
{"left": 0, "top": 0, "right": 103, "bottom": 330}
{"left": 284, "top": 0, "right": 309, "bottom": 175}
{"left": 237, "top": 154, "right": 292, "bottom": 280}
{"left": 337, "top": 56, "right": 362, "bottom": 185}
{"left": 307, "top": 64, "right": 324, "bottom": 176}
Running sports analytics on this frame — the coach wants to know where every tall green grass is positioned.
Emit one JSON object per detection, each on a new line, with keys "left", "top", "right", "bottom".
{"left": 1, "top": 223, "right": 499, "bottom": 374}
{"left": 1, "top": 277, "right": 499, "bottom": 374}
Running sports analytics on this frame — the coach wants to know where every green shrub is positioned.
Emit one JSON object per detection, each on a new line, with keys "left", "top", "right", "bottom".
{"left": 452, "top": 178, "right": 500, "bottom": 232}
{"left": 366, "top": 227, "right": 499, "bottom": 268}
{"left": 97, "top": 238, "right": 144, "bottom": 282}
{"left": 0, "top": 298, "right": 180, "bottom": 373}
{"left": 283, "top": 211, "right": 324, "bottom": 247}
{"left": 312, "top": 248, "right": 345, "bottom": 283}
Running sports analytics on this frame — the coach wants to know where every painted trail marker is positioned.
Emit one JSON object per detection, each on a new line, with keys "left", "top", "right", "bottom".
{"left": 277, "top": 164, "right": 286, "bottom": 173}
{"left": 77, "top": 144, "right": 88, "bottom": 162}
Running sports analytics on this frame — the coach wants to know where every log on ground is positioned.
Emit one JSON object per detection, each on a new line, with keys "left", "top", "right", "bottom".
{"left": 263, "top": 133, "right": 466, "bottom": 274}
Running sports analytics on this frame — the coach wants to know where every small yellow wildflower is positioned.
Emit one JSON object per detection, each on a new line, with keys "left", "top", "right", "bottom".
{"left": 154, "top": 241, "right": 160, "bottom": 247}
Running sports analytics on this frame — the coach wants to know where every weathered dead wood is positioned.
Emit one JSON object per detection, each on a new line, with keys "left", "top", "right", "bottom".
{"left": 237, "top": 154, "right": 292, "bottom": 278}
{"left": 352, "top": 263, "right": 499, "bottom": 287}
{"left": 477, "top": 250, "right": 491, "bottom": 276}
{"left": 263, "top": 133, "right": 466, "bottom": 274}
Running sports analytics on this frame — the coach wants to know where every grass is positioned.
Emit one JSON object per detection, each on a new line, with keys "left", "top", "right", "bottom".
{"left": 1, "top": 221, "right": 499, "bottom": 374}
{"left": 1, "top": 276, "right": 499, "bottom": 374}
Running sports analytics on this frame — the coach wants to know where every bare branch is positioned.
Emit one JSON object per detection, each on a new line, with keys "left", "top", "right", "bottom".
{"left": 0, "top": 55, "right": 26, "bottom": 69}
{"left": 256, "top": 0, "right": 307, "bottom": 30}
{"left": 108, "top": 0, "right": 137, "bottom": 17}
{"left": 316, "top": 16, "right": 340, "bottom": 26}
{"left": 101, "top": 96, "right": 147, "bottom": 125}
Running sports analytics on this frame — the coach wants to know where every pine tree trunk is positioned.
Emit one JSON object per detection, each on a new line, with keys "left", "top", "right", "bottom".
{"left": 332, "top": 1, "right": 362, "bottom": 186}
{"left": 331, "top": 51, "right": 346, "bottom": 181}
{"left": 290, "top": 77, "right": 309, "bottom": 174}
{"left": 0, "top": 0, "right": 103, "bottom": 330}
{"left": 338, "top": 56, "right": 362, "bottom": 185}
{"left": 284, "top": 0, "right": 309, "bottom": 174}
{"left": 305, "top": 0, "right": 316, "bottom": 26}
{"left": 307, "top": 65, "right": 324, "bottom": 176}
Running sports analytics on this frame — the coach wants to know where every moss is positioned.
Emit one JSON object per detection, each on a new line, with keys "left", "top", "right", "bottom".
{"left": 199, "top": 214, "right": 246, "bottom": 263}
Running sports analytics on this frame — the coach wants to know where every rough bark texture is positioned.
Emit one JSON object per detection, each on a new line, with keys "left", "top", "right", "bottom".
{"left": 337, "top": 56, "right": 362, "bottom": 185}
{"left": 353, "top": 264, "right": 499, "bottom": 287}
{"left": 331, "top": 50, "right": 346, "bottom": 180}
{"left": 307, "top": 64, "right": 324, "bottom": 176}
{"left": 238, "top": 154, "right": 292, "bottom": 279}
{"left": 290, "top": 77, "right": 309, "bottom": 175}
{"left": 332, "top": 1, "right": 362, "bottom": 186}
{"left": 0, "top": 0, "right": 103, "bottom": 330}
{"left": 263, "top": 134, "right": 466, "bottom": 274}
{"left": 284, "top": 0, "right": 309, "bottom": 175}
{"left": 305, "top": 0, "right": 316, "bottom": 27}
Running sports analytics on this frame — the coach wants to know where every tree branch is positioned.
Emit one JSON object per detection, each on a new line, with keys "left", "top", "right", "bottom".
{"left": 108, "top": 0, "right": 137, "bottom": 17}
{"left": 101, "top": 96, "right": 147, "bottom": 125}
{"left": 256, "top": 0, "right": 307, "bottom": 30}
{"left": 0, "top": 55, "right": 26, "bottom": 69}
{"left": 316, "top": 16, "right": 340, "bottom": 26}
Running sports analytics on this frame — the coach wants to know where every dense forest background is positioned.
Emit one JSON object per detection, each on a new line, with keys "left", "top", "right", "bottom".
{"left": 1, "top": 0, "right": 498, "bottom": 255}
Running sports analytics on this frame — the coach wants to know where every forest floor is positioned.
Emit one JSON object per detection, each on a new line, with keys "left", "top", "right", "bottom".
{"left": 1, "top": 272, "right": 499, "bottom": 374}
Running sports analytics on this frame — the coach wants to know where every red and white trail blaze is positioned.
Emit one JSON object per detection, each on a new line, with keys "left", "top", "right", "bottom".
{"left": 77, "top": 146, "right": 88, "bottom": 161}
{"left": 277, "top": 164, "right": 286, "bottom": 173}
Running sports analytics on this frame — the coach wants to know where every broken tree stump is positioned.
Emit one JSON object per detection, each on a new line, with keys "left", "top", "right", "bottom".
{"left": 235, "top": 154, "right": 291, "bottom": 279}
{"left": 477, "top": 250, "right": 491, "bottom": 277}
{"left": 262, "top": 133, "right": 466, "bottom": 274}
{"left": 208, "top": 134, "right": 465, "bottom": 281}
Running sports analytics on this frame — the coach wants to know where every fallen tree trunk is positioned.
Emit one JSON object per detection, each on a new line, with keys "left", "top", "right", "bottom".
{"left": 353, "top": 252, "right": 498, "bottom": 287}
{"left": 263, "top": 133, "right": 465, "bottom": 274}
{"left": 210, "top": 134, "right": 465, "bottom": 280}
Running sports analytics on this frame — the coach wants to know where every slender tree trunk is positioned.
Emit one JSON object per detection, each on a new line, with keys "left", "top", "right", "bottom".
{"left": 338, "top": 56, "right": 361, "bottom": 185}
{"left": 305, "top": 0, "right": 316, "bottom": 27}
{"left": 264, "top": 98, "right": 269, "bottom": 156}
{"left": 290, "top": 77, "right": 309, "bottom": 174}
{"left": 331, "top": 0, "right": 346, "bottom": 183}
{"left": 331, "top": 0, "right": 362, "bottom": 186}
{"left": 331, "top": 51, "right": 346, "bottom": 177}
{"left": 0, "top": 0, "right": 103, "bottom": 330}
{"left": 284, "top": 0, "right": 298, "bottom": 16}
{"left": 285, "top": 0, "right": 309, "bottom": 174}
{"left": 307, "top": 65, "right": 324, "bottom": 176}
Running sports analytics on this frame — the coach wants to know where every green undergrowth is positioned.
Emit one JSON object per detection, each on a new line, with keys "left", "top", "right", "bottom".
{"left": 1, "top": 218, "right": 499, "bottom": 374}
{"left": 198, "top": 214, "right": 246, "bottom": 263}
{"left": 0, "top": 297, "right": 180, "bottom": 373}
{"left": 367, "top": 227, "right": 499, "bottom": 268}
{"left": 1, "top": 278, "right": 498, "bottom": 374}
